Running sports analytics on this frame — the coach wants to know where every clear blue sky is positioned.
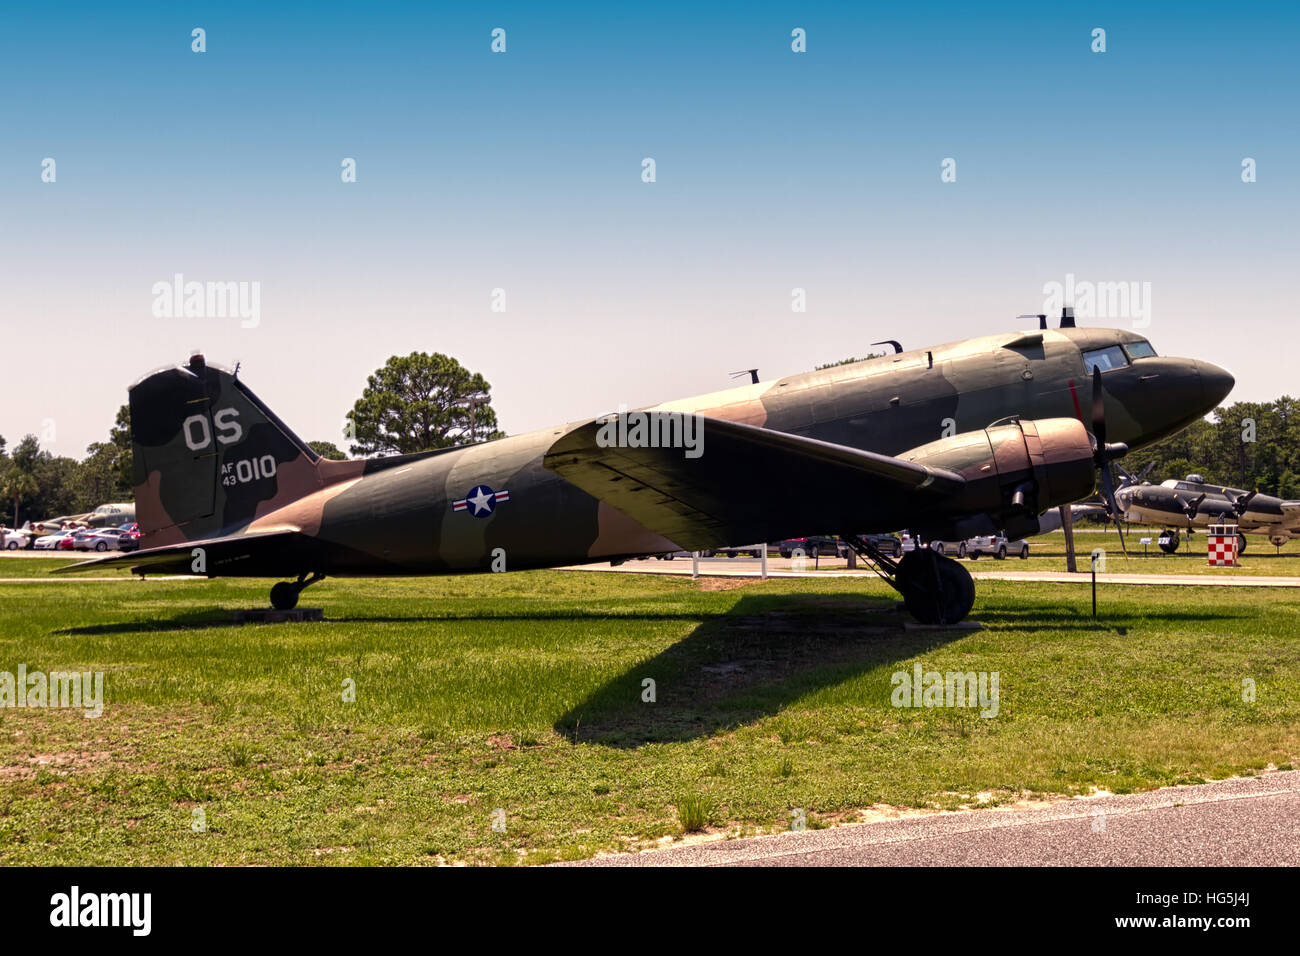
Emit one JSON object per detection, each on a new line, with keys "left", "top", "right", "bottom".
{"left": 2, "top": 1, "right": 1295, "bottom": 455}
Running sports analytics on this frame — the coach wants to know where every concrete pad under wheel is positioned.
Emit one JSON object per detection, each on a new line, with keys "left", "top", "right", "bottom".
{"left": 234, "top": 608, "right": 324, "bottom": 623}
{"left": 903, "top": 620, "right": 983, "bottom": 632}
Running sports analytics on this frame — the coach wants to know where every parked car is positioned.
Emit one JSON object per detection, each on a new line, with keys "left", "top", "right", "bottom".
{"left": 776, "top": 536, "right": 845, "bottom": 558}
{"left": 34, "top": 530, "right": 76, "bottom": 550}
{"left": 857, "top": 533, "right": 902, "bottom": 558}
{"left": 118, "top": 530, "right": 144, "bottom": 552}
{"left": 2, "top": 529, "right": 28, "bottom": 550}
{"left": 75, "top": 528, "right": 126, "bottom": 552}
{"left": 928, "top": 538, "right": 969, "bottom": 558}
{"left": 965, "top": 534, "right": 1030, "bottom": 560}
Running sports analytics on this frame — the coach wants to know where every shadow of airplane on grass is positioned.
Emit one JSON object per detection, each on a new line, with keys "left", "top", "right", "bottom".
{"left": 554, "top": 594, "right": 1253, "bottom": 749}
{"left": 55, "top": 609, "right": 706, "bottom": 637}
{"left": 555, "top": 593, "right": 971, "bottom": 749}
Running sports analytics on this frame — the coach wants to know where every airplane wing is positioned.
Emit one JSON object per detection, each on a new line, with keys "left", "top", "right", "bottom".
{"left": 544, "top": 414, "right": 966, "bottom": 550}
{"left": 52, "top": 529, "right": 308, "bottom": 577}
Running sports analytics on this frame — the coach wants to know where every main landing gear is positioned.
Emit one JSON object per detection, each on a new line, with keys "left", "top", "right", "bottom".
{"left": 270, "top": 572, "right": 325, "bottom": 611}
{"left": 845, "top": 535, "right": 975, "bottom": 625}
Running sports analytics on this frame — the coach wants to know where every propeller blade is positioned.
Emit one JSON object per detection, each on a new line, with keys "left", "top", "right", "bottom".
{"left": 1234, "top": 490, "right": 1258, "bottom": 515}
{"left": 1088, "top": 365, "right": 1129, "bottom": 557}
{"left": 1137, "top": 461, "right": 1157, "bottom": 482}
{"left": 1098, "top": 463, "right": 1129, "bottom": 557}
{"left": 1091, "top": 366, "right": 1106, "bottom": 451}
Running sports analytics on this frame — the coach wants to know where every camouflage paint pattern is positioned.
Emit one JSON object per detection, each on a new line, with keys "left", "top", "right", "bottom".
{"left": 99, "top": 324, "right": 1233, "bottom": 578}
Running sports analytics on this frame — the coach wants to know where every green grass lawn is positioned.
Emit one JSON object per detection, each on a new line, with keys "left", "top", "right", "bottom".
{"left": 0, "top": 568, "right": 1297, "bottom": 865}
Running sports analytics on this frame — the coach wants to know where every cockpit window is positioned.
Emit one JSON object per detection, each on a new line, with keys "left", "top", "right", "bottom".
{"left": 1124, "top": 340, "right": 1156, "bottom": 359}
{"left": 1082, "top": 345, "right": 1129, "bottom": 373}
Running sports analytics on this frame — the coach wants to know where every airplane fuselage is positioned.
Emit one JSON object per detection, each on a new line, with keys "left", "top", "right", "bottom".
{"left": 227, "top": 326, "right": 1232, "bottom": 576}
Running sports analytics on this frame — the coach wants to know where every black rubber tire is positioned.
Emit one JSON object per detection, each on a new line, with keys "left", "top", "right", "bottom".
{"left": 95, "top": 541, "right": 108, "bottom": 551}
{"left": 1237, "top": 533, "right": 1247, "bottom": 555}
{"left": 1159, "top": 530, "right": 1180, "bottom": 554}
{"left": 5, "top": 541, "right": 16, "bottom": 551}
{"left": 898, "top": 550, "right": 975, "bottom": 625}
{"left": 970, "top": 551, "right": 979, "bottom": 560}
{"left": 270, "top": 582, "right": 299, "bottom": 611}
{"left": 933, "top": 543, "right": 944, "bottom": 555}
{"left": 1020, "top": 544, "right": 1029, "bottom": 559}
{"left": 957, "top": 543, "right": 967, "bottom": 559}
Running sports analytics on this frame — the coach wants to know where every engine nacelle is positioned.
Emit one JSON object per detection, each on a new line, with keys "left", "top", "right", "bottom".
{"left": 898, "top": 418, "right": 1097, "bottom": 539}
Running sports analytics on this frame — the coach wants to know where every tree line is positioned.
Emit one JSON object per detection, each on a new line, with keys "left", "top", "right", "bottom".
{"left": 1128, "top": 397, "right": 1300, "bottom": 498}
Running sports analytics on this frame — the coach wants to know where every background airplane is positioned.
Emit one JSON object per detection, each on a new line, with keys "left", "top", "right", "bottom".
{"left": 61, "top": 316, "right": 1233, "bottom": 624}
{"left": 1113, "top": 468, "right": 1300, "bottom": 553}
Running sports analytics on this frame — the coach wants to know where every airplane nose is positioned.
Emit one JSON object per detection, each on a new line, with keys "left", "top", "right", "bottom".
{"left": 1197, "top": 361, "right": 1234, "bottom": 408}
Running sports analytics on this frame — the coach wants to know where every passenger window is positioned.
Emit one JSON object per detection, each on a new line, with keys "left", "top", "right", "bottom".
{"left": 1125, "top": 341, "right": 1156, "bottom": 359}
{"left": 1082, "top": 345, "right": 1128, "bottom": 373}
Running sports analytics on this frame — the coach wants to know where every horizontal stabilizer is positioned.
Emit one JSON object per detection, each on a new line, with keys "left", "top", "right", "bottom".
{"left": 53, "top": 529, "right": 309, "bottom": 577}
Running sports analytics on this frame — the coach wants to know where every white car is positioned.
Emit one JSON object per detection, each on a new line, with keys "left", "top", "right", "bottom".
{"left": 927, "top": 538, "right": 969, "bottom": 558}
{"left": 2, "top": 529, "right": 28, "bottom": 550}
{"left": 966, "top": 534, "right": 1030, "bottom": 560}
{"left": 34, "top": 531, "right": 75, "bottom": 550}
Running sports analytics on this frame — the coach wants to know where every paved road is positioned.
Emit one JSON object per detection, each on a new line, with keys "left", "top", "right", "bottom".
{"left": 563, "top": 558, "right": 1300, "bottom": 587}
{"left": 567, "top": 771, "right": 1300, "bottom": 866}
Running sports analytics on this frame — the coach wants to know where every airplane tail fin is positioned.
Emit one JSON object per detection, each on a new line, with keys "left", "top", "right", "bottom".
{"left": 130, "top": 354, "right": 330, "bottom": 544}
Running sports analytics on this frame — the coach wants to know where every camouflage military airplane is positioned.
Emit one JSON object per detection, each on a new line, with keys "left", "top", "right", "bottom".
{"left": 1112, "top": 469, "right": 1300, "bottom": 553}
{"left": 59, "top": 318, "right": 1233, "bottom": 623}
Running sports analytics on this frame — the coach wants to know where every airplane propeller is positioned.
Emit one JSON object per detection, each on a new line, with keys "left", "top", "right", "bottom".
{"left": 1233, "top": 490, "right": 1258, "bottom": 516}
{"left": 1181, "top": 492, "right": 1207, "bottom": 529}
{"left": 1090, "top": 366, "right": 1130, "bottom": 556}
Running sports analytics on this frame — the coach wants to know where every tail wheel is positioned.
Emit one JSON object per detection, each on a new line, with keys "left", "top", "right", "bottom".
{"left": 898, "top": 550, "right": 975, "bottom": 625}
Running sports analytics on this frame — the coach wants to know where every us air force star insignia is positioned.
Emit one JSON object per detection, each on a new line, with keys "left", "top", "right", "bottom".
{"left": 451, "top": 484, "right": 510, "bottom": 517}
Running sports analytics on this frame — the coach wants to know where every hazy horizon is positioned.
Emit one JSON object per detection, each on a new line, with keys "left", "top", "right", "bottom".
{"left": 3, "top": 1, "right": 1296, "bottom": 458}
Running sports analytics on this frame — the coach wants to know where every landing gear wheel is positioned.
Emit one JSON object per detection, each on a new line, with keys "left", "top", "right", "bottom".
{"left": 1237, "top": 533, "right": 1247, "bottom": 555}
{"left": 897, "top": 550, "right": 975, "bottom": 625}
{"left": 1159, "top": 529, "right": 1180, "bottom": 554}
{"left": 270, "top": 582, "right": 299, "bottom": 611}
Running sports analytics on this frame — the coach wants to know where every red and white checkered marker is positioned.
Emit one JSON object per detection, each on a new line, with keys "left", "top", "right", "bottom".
{"left": 1207, "top": 536, "right": 1238, "bottom": 567}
